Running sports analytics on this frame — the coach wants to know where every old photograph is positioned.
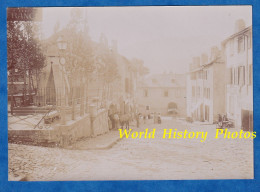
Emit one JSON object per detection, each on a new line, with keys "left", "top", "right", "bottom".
{"left": 7, "top": 6, "right": 253, "bottom": 181}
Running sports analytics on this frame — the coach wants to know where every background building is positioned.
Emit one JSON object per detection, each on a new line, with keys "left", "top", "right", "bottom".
{"left": 137, "top": 73, "right": 186, "bottom": 116}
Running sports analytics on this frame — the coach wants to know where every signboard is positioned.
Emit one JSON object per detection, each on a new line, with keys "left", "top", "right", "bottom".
{"left": 7, "top": 8, "right": 42, "bottom": 21}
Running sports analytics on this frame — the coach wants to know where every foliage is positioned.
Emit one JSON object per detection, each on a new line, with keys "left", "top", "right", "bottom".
{"left": 7, "top": 21, "right": 46, "bottom": 74}
{"left": 60, "top": 8, "right": 120, "bottom": 85}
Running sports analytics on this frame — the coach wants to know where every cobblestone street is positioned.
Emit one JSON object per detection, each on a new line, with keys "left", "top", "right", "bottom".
{"left": 8, "top": 118, "right": 254, "bottom": 181}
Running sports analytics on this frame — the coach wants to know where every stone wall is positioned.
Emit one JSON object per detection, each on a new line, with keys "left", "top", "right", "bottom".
{"left": 8, "top": 109, "right": 110, "bottom": 148}
{"left": 54, "top": 114, "right": 92, "bottom": 147}
{"left": 92, "top": 109, "right": 109, "bottom": 136}
{"left": 8, "top": 129, "right": 59, "bottom": 147}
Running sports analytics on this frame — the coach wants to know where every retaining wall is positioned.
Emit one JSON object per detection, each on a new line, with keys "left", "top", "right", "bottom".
{"left": 8, "top": 109, "right": 109, "bottom": 147}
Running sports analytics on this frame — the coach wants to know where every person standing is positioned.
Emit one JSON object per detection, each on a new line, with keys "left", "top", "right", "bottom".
{"left": 158, "top": 113, "right": 161, "bottom": 124}
{"left": 154, "top": 112, "right": 158, "bottom": 124}
{"left": 114, "top": 113, "right": 119, "bottom": 129}
{"left": 136, "top": 112, "right": 140, "bottom": 128}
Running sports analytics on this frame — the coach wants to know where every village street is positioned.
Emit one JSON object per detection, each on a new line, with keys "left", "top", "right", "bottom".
{"left": 9, "top": 118, "right": 253, "bottom": 181}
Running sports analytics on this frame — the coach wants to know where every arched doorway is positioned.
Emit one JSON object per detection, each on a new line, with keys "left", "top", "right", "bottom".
{"left": 168, "top": 102, "right": 177, "bottom": 115}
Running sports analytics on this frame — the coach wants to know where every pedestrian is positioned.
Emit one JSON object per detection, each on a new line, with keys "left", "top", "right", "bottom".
{"left": 143, "top": 114, "right": 146, "bottom": 124}
{"left": 158, "top": 113, "right": 161, "bottom": 124}
{"left": 114, "top": 113, "right": 119, "bottom": 129}
{"left": 218, "top": 114, "right": 223, "bottom": 128}
{"left": 136, "top": 112, "right": 140, "bottom": 128}
{"left": 154, "top": 112, "right": 158, "bottom": 124}
{"left": 108, "top": 110, "right": 115, "bottom": 129}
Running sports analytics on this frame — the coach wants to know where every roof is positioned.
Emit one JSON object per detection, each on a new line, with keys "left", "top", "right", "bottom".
{"left": 189, "top": 57, "right": 224, "bottom": 73}
{"left": 222, "top": 25, "right": 252, "bottom": 45}
{"left": 140, "top": 73, "right": 186, "bottom": 88}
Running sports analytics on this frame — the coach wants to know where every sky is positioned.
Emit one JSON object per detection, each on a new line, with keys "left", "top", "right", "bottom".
{"left": 41, "top": 6, "right": 252, "bottom": 74}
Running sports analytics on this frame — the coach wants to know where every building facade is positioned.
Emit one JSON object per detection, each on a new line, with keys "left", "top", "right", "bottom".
{"left": 186, "top": 47, "right": 226, "bottom": 123}
{"left": 137, "top": 73, "right": 186, "bottom": 116}
{"left": 222, "top": 21, "right": 253, "bottom": 131}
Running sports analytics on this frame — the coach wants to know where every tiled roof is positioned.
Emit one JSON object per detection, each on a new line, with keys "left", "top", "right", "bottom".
{"left": 140, "top": 73, "right": 186, "bottom": 88}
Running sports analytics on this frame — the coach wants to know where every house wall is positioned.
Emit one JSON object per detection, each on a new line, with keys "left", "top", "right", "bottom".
{"left": 187, "top": 58, "right": 226, "bottom": 123}
{"left": 212, "top": 62, "right": 226, "bottom": 122}
{"left": 137, "top": 86, "right": 186, "bottom": 116}
{"left": 224, "top": 27, "right": 253, "bottom": 128}
{"left": 8, "top": 109, "right": 109, "bottom": 147}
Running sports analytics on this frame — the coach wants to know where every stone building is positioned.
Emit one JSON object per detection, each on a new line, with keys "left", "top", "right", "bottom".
{"left": 222, "top": 20, "right": 253, "bottom": 131}
{"left": 137, "top": 73, "right": 186, "bottom": 116}
{"left": 186, "top": 47, "right": 226, "bottom": 123}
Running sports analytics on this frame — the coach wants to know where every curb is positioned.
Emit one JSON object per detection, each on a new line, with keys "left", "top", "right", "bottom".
{"left": 70, "top": 132, "right": 126, "bottom": 150}
{"left": 86, "top": 136, "right": 124, "bottom": 150}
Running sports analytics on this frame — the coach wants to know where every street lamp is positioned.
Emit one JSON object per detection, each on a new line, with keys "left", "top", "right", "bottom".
{"left": 57, "top": 35, "right": 67, "bottom": 125}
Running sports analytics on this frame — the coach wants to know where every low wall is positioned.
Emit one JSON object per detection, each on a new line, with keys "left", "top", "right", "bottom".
{"left": 8, "top": 109, "right": 110, "bottom": 148}
{"left": 8, "top": 129, "right": 59, "bottom": 147}
{"left": 54, "top": 114, "right": 92, "bottom": 147}
{"left": 92, "top": 109, "right": 109, "bottom": 136}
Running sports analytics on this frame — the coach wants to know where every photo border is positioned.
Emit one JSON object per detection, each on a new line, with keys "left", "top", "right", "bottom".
{"left": 0, "top": 0, "right": 259, "bottom": 191}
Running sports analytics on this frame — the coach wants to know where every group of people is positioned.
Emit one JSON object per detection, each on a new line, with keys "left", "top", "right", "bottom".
{"left": 108, "top": 111, "right": 162, "bottom": 130}
{"left": 108, "top": 112, "right": 133, "bottom": 130}
{"left": 217, "top": 113, "right": 233, "bottom": 128}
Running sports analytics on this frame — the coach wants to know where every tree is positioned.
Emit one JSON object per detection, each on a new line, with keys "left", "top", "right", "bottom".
{"left": 7, "top": 20, "right": 46, "bottom": 106}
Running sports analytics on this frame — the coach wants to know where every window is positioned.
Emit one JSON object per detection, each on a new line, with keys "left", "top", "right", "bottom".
{"left": 238, "top": 66, "right": 245, "bottom": 86}
{"left": 144, "top": 89, "right": 148, "bottom": 97}
{"left": 171, "top": 79, "right": 175, "bottom": 83}
{"left": 249, "top": 64, "right": 252, "bottom": 85}
{"left": 164, "top": 90, "right": 168, "bottom": 97}
{"left": 248, "top": 33, "right": 252, "bottom": 49}
{"left": 192, "top": 86, "right": 195, "bottom": 97}
{"left": 204, "top": 88, "right": 210, "bottom": 99}
{"left": 238, "top": 36, "right": 244, "bottom": 53}
{"left": 234, "top": 67, "right": 239, "bottom": 85}
{"left": 228, "top": 68, "right": 233, "bottom": 84}
{"left": 204, "top": 70, "right": 208, "bottom": 80}
{"left": 152, "top": 78, "right": 157, "bottom": 84}
{"left": 146, "top": 106, "right": 150, "bottom": 110}
{"left": 196, "top": 87, "right": 200, "bottom": 97}
{"left": 205, "top": 105, "right": 209, "bottom": 121}
{"left": 230, "top": 39, "right": 234, "bottom": 55}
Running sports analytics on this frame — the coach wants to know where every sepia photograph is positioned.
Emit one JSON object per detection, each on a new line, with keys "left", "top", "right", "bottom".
{"left": 7, "top": 6, "right": 253, "bottom": 181}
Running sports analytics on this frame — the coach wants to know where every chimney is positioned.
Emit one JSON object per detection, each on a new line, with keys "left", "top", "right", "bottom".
{"left": 234, "top": 19, "right": 246, "bottom": 33}
{"left": 201, "top": 53, "right": 208, "bottom": 66}
{"left": 210, "top": 46, "right": 219, "bottom": 61}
